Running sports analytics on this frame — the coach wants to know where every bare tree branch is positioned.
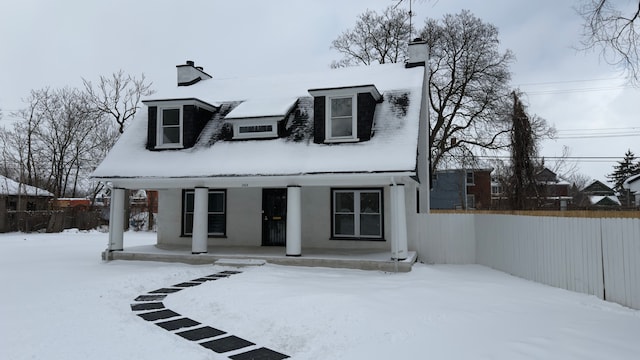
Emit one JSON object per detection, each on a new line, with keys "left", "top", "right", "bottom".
{"left": 83, "top": 70, "right": 154, "bottom": 133}
{"left": 578, "top": 0, "right": 640, "bottom": 84}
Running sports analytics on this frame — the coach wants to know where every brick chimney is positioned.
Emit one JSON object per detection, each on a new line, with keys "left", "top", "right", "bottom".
{"left": 176, "top": 60, "right": 212, "bottom": 86}
{"left": 406, "top": 38, "right": 428, "bottom": 68}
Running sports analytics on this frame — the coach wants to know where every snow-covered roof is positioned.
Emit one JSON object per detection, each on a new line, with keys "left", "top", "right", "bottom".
{"left": 589, "top": 195, "right": 621, "bottom": 206}
{"left": 623, "top": 174, "right": 640, "bottom": 189}
{"left": 0, "top": 176, "right": 53, "bottom": 197}
{"left": 92, "top": 63, "right": 425, "bottom": 180}
{"left": 225, "top": 97, "right": 298, "bottom": 119}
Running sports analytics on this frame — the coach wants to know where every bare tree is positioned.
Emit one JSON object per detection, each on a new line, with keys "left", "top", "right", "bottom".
{"left": 1, "top": 87, "right": 119, "bottom": 198}
{"left": 578, "top": 0, "right": 640, "bottom": 83}
{"left": 331, "top": 6, "right": 413, "bottom": 68}
{"left": 508, "top": 91, "right": 540, "bottom": 210}
{"left": 422, "top": 10, "right": 516, "bottom": 172}
{"left": 83, "top": 70, "right": 154, "bottom": 133}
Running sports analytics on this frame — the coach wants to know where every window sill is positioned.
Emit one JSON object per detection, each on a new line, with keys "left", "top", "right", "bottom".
{"left": 324, "top": 137, "right": 360, "bottom": 144}
{"left": 180, "top": 234, "right": 227, "bottom": 238}
{"left": 155, "top": 144, "right": 184, "bottom": 150}
{"left": 330, "top": 236, "right": 386, "bottom": 242}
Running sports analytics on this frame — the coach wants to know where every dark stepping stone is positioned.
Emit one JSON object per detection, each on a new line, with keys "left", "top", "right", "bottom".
{"left": 149, "top": 288, "right": 182, "bottom": 294}
{"left": 138, "top": 309, "right": 180, "bottom": 321}
{"left": 173, "top": 282, "right": 201, "bottom": 287}
{"left": 131, "top": 302, "right": 164, "bottom": 311}
{"left": 206, "top": 274, "right": 230, "bottom": 278}
{"left": 230, "top": 347, "right": 290, "bottom": 360}
{"left": 134, "top": 294, "right": 167, "bottom": 302}
{"left": 176, "top": 326, "right": 226, "bottom": 341}
{"left": 155, "top": 317, "right": 200, "bottom": 331}
{"left": 191, "top": 277, "right": 218, "bottom": 282}
{"left": 218, "top": 270, "right": 242, "bottom": 275}
{"left": 200, "top": 335, "right": 255, "bottom": 353}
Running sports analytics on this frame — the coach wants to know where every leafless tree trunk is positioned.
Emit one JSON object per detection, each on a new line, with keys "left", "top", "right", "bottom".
{"left": 422, "top": 10, "right": 516, "bottom": 173}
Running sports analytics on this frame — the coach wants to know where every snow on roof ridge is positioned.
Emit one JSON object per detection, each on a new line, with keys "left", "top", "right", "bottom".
{"left": 146, "top": 62, "right": 422, "bottom": 105}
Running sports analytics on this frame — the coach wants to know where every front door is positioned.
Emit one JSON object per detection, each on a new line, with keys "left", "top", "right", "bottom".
{"left": 262, "top": 189, "right": 287, "bottom": 246}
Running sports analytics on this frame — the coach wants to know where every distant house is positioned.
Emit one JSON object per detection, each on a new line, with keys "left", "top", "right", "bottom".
{"left": 535, "top": 168, "right": 572, "bottom": 209}
{"left": 576, "top": 180, "right": 621, "bottom": 208}
{"left": 489, "top": 168, "right": 572, "bottom": 210}
{"left": 0, "top": 175, "right": 54, "bottom": 232}
{"left": 430, "top": 168, "right": 492, "bottom": 210}
{"left": 623, "top": 174, "right": 640, "bottom": 208}
{"left": 0, "top": 175, "right": 53, "bottom": 211}
{"left": 92, "top": 40, "right": 431, "bottom": 261}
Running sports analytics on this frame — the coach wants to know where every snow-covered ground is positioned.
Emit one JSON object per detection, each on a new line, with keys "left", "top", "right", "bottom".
{"left": 1, "top": 230, "right": 639, "bottom": 359}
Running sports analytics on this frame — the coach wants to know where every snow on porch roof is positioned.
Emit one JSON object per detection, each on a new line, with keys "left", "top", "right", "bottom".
{"left": 92, "top": 63, "right": 425, "bottom": 180}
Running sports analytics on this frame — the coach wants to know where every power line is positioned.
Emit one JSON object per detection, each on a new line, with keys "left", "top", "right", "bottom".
{"left": 515, "top": 77, "right": 623, "bottom": 87}
{"left": 556, "top": 126, "right": 640, "bottom": 132}
{"left": 524, "top": 86, "right": 629, "bottom": 95}
{"left": 554, "top": 133, "right": 640, "bottom": 139}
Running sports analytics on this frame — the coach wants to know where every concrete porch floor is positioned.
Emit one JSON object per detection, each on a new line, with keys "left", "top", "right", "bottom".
{"left": 103, "top": 245, "right": 417, "bottom": 272}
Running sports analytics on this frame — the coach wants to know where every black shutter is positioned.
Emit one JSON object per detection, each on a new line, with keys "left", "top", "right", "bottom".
{"left": 313, "top": 96, "right": 326, "bottom": 144}
{"left": 357, "top": 93, "right": 376, "bottom": 141}
{"left": 182, "top": 105, "right": 196, "bottom": 148}
{"left": 146, "top": 106, "right": 157, "bottom": 150}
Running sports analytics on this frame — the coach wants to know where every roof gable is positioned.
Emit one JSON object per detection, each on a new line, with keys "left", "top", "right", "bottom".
{"left": 583, "top": 180, "right": 615, "bottom": 195}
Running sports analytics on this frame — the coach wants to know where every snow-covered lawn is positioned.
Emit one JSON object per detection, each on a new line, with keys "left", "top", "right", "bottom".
{"left": 1, "top": 230, "right": 639, "bottom": 359}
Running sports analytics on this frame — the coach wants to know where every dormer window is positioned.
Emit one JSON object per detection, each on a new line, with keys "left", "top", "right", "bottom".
{"left": 309, "top": 85, "right": 382, "bottom": 144}
{"left": 143, "top": 98, "right": 218, "bottom": 151}
{"left": 158, "top": 107, "right": 183, "bottom": 148}
{"left": 224, "top": 97, "right": 297, "bottom": 140}
{"left": 328, "top": 95, "right": 357, "bottom": 141}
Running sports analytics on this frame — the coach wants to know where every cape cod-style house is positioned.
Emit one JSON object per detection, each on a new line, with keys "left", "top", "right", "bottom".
{"left": 92, "top": 40, "right": 430, "bottom": 265}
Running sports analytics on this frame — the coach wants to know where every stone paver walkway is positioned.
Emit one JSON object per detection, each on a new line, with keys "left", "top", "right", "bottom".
{"left": 131, "top": 270, "right": 289, "bottom": 359}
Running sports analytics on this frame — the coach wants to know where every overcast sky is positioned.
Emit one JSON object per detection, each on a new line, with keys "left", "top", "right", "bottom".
{"left": 1, "top": 0, "right": 638, "bottom": 182}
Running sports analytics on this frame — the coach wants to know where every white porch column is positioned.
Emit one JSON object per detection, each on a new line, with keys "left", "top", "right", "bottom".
{"left": 391, "top": 184, "right": 408, "bottom": 260}
{"left": 192, "top": 187, "right": 208, "bottom": 254}
{"left": 286, "top": 185, "right": 302, "bottom": 256}
{"left": 108, "top": 187, "right": 125, "bottom": 251}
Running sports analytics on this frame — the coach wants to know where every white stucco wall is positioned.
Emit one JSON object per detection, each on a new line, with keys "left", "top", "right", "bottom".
{"left": 156, "top": 185, "right": 418, "bottom": 251}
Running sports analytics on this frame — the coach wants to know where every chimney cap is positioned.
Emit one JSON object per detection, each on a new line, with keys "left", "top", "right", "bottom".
{"left": 186, "top": 60, "right": 195, "bottom": 66}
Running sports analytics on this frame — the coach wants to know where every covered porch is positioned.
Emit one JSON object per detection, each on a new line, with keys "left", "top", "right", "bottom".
{"left": 105, "top": 172, "right": 421, "bottom": 270}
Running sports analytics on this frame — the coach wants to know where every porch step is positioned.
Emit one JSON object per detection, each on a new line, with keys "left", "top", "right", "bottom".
{"left": 214, "top": 258, "right": 267, "bottom": 267}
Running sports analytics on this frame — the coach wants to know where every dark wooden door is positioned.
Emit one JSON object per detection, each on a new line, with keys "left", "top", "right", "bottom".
{"left": 262, "top": 189, "right": 287, "bottom": 246}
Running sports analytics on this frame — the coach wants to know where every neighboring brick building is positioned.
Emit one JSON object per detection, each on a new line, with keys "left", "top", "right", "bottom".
{"left": 430, "top": 168, "right": 492, "bottom": 210}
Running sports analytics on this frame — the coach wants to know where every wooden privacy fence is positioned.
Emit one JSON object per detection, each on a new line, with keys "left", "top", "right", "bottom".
{"left": 418, "top": 213, "right": 640, "bottom": 310}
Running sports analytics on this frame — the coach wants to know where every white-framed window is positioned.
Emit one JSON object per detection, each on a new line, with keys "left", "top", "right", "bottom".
{"left": 326, "top": 95, "right": 357, "bottom": 141}
{"left": 239, "top": 125, "right": 273, "bottom": 134}
{"left": 230, "top": 119, "right": 278, "bottom": 139}
{"left": 466, "top": 171, "right": 475, "bottom": 185}
{"left": 182, "top": 189, "right": 226, "bottom": 236}
{"left": 157, "top": 107, "right": 183, "bottom": 148}
{"left": 332, "top": 189, "right": 383, "bottom": 239}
